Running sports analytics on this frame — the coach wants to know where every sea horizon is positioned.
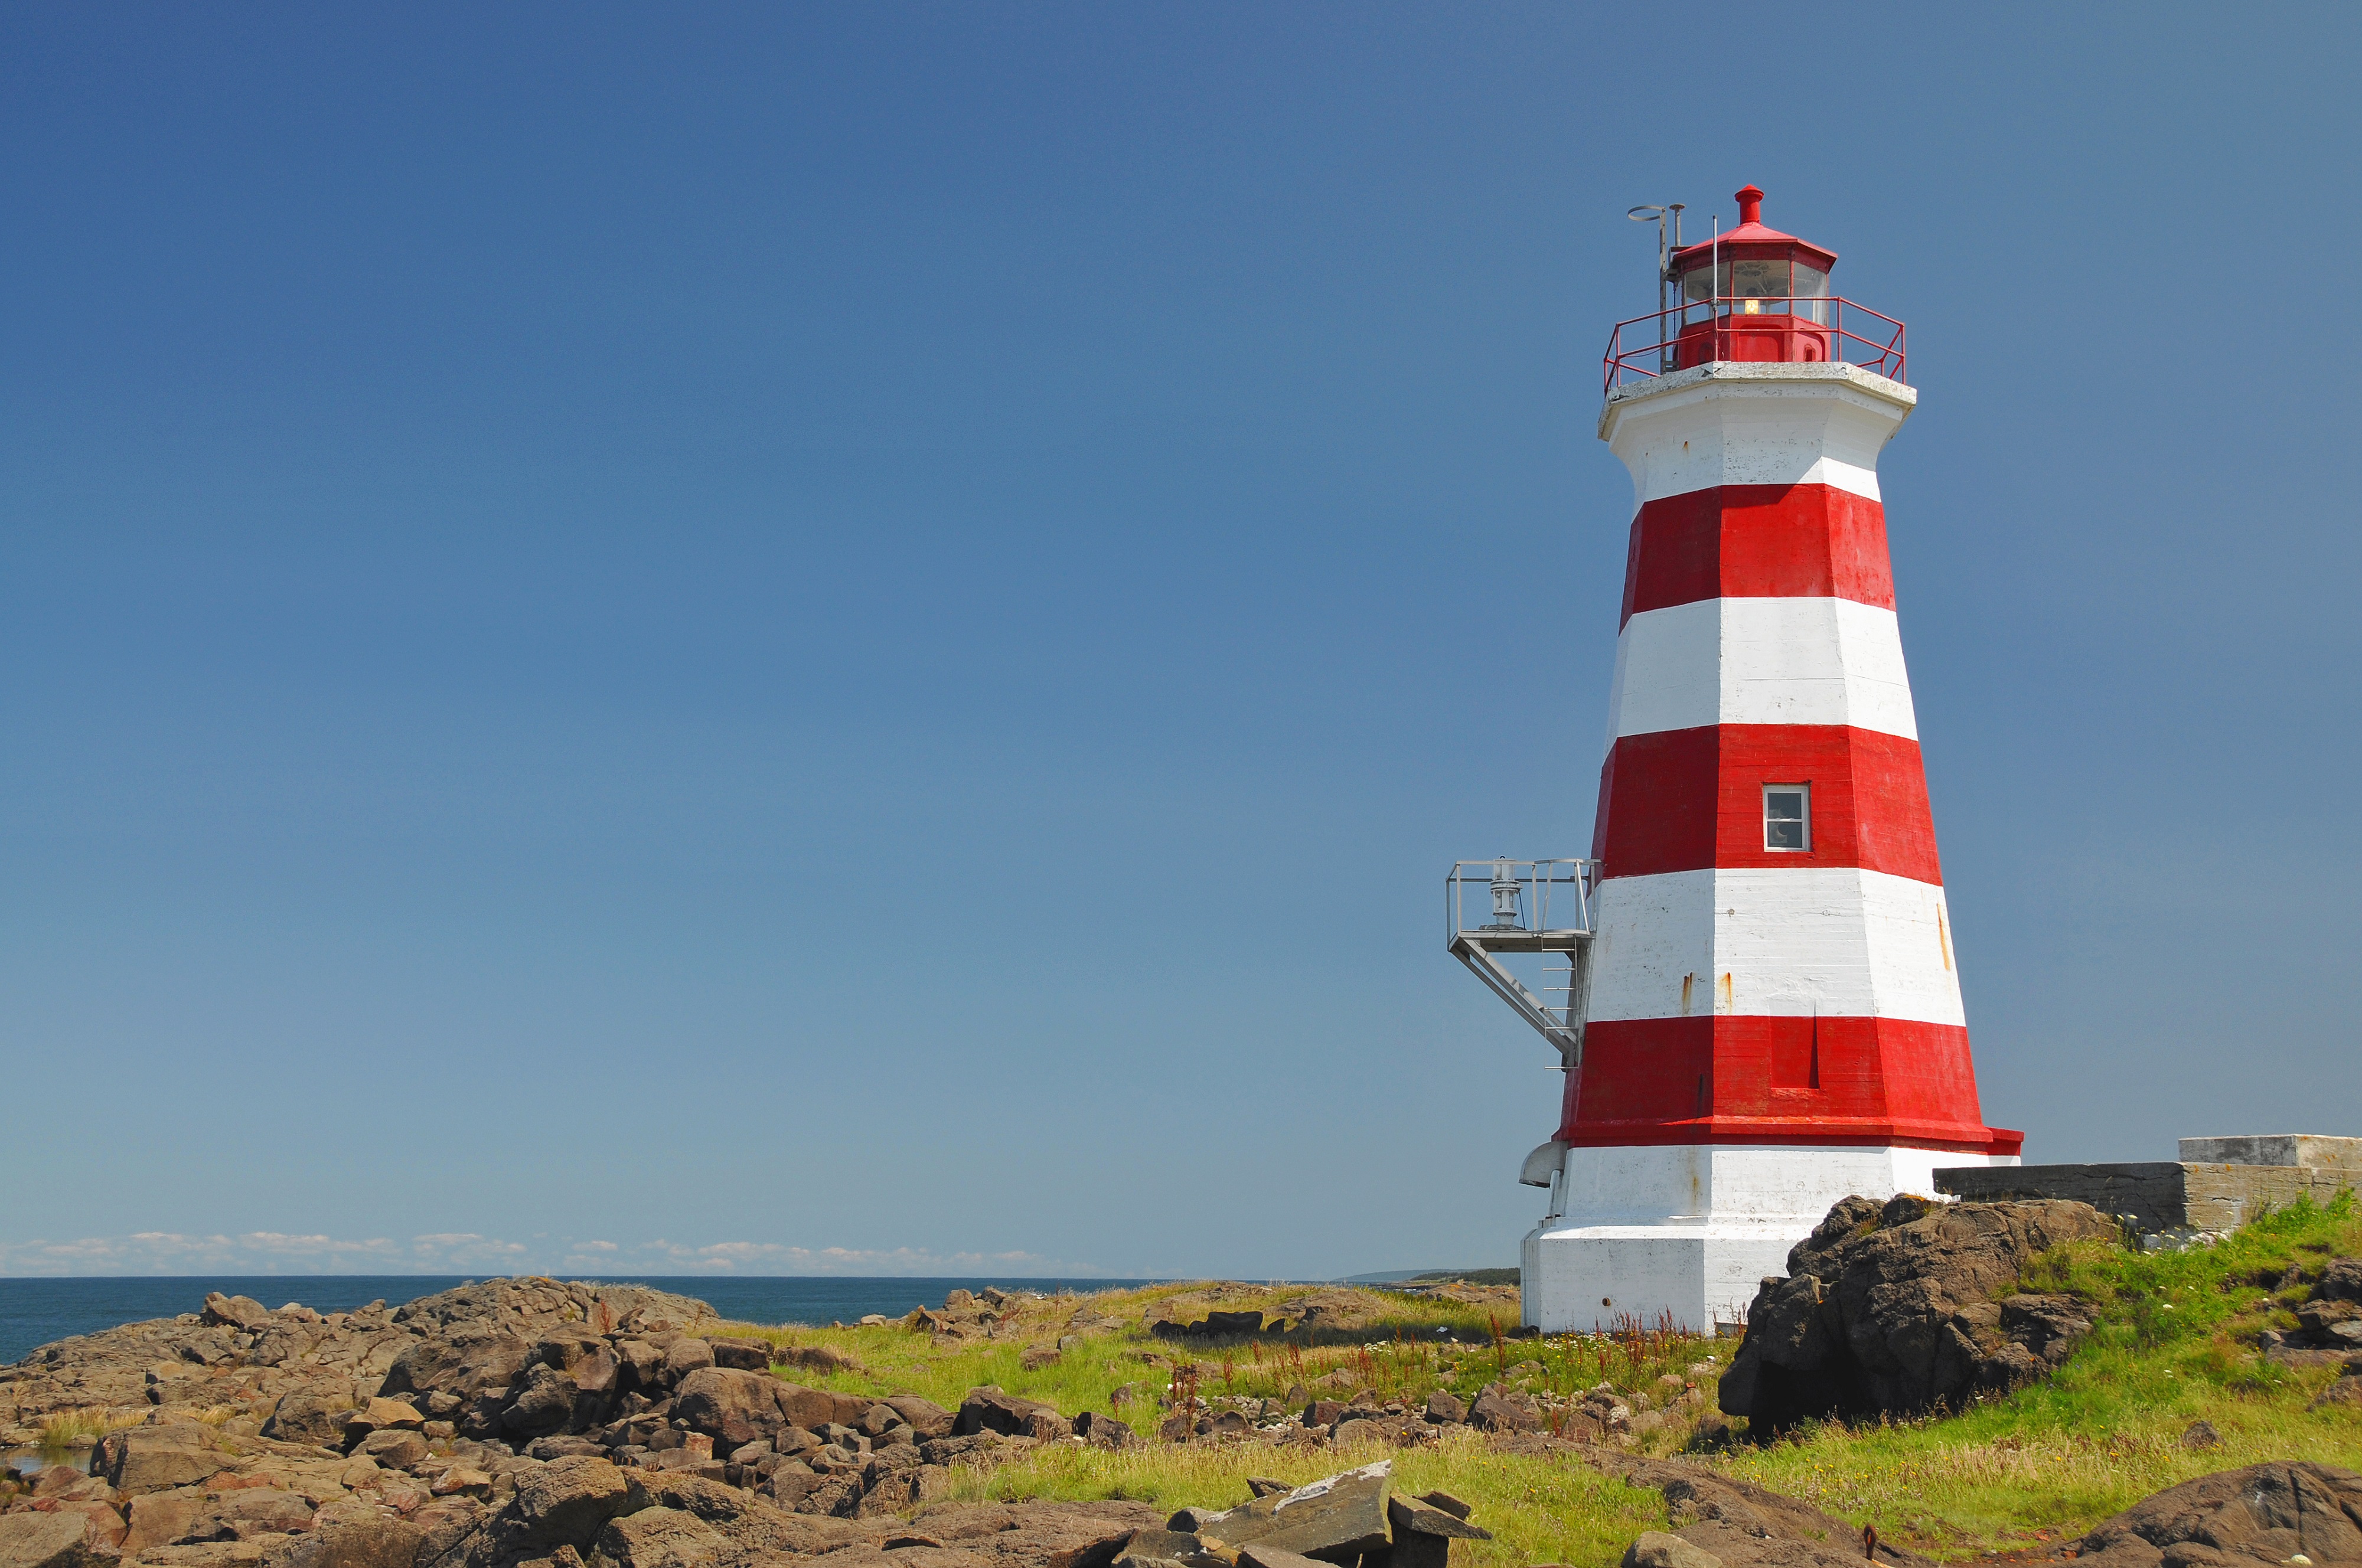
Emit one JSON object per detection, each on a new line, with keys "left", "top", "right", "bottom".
{"left": 0, "top": 1274, "right": 1189, "bottom": 1366}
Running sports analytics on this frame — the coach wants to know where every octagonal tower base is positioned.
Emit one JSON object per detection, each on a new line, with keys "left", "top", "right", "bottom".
{"left": 1520, "top": 1142, "right": 2021, "bottom": 1334}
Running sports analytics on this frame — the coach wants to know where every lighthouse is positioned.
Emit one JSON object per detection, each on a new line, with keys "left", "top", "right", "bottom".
{"left": 1451, "top": 187, "right": 2021, "bottom": 1335}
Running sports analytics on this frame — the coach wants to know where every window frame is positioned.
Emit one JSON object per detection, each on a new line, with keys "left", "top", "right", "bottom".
{"left": 1762, "top": 783, "right": 1812, "bottom": 853}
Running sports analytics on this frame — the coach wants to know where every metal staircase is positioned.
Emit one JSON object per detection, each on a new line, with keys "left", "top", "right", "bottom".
{"left": 1445, "top": 858, "right": 1598, "bottom": 1069}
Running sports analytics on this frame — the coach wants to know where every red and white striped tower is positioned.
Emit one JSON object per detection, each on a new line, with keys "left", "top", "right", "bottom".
{"left": 1522, "top": 187, "right": 2021, "bottom": 1334}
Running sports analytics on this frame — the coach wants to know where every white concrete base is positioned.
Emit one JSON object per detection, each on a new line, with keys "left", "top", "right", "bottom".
{"left": 1520, "top": 1142, "right": 2021, "bottom": 1334}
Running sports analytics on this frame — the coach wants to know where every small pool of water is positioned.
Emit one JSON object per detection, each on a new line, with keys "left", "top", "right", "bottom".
{"left": 4, "top": 1446, "right": 91, "bottom": 1478}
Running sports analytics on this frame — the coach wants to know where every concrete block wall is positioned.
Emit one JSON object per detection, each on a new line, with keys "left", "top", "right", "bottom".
{"left": 1934, "top": 1136, "right": 2360, "bottom": 1234}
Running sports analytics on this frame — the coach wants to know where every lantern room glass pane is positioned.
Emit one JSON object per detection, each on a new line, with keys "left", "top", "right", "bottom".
{"left": 1681, "top": 263, "right": 1717, "bottom": 304}
{"left": 1731, "top": 258, "right": 1789, "bottom": 302}
{"left": 1792, "top": 262, "right": 1830, "bottom": 324}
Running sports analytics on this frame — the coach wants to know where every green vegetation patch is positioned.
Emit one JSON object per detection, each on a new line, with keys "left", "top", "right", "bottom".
{"left": 700, "top": 1200, "right": 2362, "bottom": 1566}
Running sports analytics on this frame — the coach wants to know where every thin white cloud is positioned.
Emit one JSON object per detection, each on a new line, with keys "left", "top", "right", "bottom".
{"left": 0, "top": 1231, "right": 1113, "bottom": 1278}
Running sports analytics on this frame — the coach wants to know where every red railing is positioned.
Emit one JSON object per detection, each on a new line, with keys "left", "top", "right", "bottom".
{"left": 1601, "top": 295, "right": 1907, "bottom": 394}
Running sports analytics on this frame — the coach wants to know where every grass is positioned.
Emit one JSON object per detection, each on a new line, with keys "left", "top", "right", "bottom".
{"left": 935, "top": 1428, "right": 1667, "bottom": 1568}
{"left": 689, "top": 1203, "right": 2362, "bottom": 1566}
{"left": 715, "top": 1284, "right": 1714, "bottom": 1440}
{"left": 37, "top": 1408, "right": 146, "bottom": 1448}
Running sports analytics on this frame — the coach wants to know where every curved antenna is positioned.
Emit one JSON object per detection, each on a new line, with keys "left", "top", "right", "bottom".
{"left": 1629, "top": 204, "right": 1681, "bottom": 367}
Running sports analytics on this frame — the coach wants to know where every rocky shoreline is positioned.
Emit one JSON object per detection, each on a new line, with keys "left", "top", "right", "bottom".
{"left": 3, "top": 1199, "right": 2359, "bottom": 1568}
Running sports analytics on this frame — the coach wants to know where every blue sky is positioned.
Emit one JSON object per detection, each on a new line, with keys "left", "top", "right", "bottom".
{"left": 3, "top": 4, "right": 2356, "bottom": 1279}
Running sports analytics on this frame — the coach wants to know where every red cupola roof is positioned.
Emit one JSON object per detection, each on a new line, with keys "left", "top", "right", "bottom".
{"left": 1670, "top": 184, "right": 1836, "bottom": 274}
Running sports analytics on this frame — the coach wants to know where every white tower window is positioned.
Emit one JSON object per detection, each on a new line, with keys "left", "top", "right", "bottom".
{"left": 1763, "top": 785, "right": 1810, "bottom": 851}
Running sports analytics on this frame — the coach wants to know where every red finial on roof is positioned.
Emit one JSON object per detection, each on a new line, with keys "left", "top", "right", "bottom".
{"left": 1735, "top": 185, "right": 1764, "bottom": 226}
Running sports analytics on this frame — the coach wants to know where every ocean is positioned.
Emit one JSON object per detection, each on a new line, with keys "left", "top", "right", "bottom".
{"left": 0, "top": 1276, "right": 1167, "bottom": 1365}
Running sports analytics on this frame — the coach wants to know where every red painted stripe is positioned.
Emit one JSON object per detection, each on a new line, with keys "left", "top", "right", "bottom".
{"left": 1557, "top": 1015, "right": 2019, "bottom": 1156}
{"left": 1620, "top": 484, "right": 1895, "bottom": 628}
{"left": 1591, "top": 724, "right": 1943, "bottom": 883}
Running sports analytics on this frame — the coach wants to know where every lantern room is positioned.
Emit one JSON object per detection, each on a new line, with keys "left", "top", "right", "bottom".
{"left": 1668, "top": 185, "right": 1838, "bottom": 368}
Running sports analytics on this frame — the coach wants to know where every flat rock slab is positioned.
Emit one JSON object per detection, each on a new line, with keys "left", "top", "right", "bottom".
{"left": 1194, "top": 1463, "right": 1391, "bottom": 1564}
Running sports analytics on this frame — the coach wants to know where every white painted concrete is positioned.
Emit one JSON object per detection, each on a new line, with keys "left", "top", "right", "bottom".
{"left": 1585, "top": 868, "right": 1963, "bottom": 1026}
{"left": 1598, "top": 362, "right": 1916, "bottom": 508}
{"left": 1607, "top": 597, "right": 1918, "bottom": 746}
{"left": 1520, "top": 1141, "right": 2020, "bottom": 1332}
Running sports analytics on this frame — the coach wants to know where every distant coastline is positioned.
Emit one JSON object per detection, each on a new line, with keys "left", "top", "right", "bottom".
{"left": 0, "top": 1275, "right": 1166, "bottom": 1364}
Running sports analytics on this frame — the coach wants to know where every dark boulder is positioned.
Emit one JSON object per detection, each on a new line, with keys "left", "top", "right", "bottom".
{"left": 1719, "top": 1196, "right": 2119, "bottom": 1429}
{"left": 1386, "top": 1494, "right": 1490, "bottom": 1568}
{"left": 706, "top": 1338, "right": 773, "bottom": 1371}
{"left": 2317, "top": 1258, "right": 2362, "bottom": 1303}
{"left": 1464, "top": 1389, "right": 1538, "bottom": 1433}
{"left": 381, "top": 1331, "right": 533, "bottom": 1402}
{"left": 1074, "top": 1411, "right": 1136, "bottom": 1449}
{"left": 503, "top": 1363, "right": 580, "bottom": 1438}
{"left": 1152, "top": 1311, "right": 1266, "bottom": 1340}
{"left": 955, "top": 1387, "right": 1068, "bottom": 1440}
{"left": 882, "top": 1396, "right": 954, "bottom": 1438}
{"left": 673, "top": 1368, "right": 789, "bottom": 1448}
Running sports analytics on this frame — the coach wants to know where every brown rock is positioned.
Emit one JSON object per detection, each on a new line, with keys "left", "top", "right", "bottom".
{"left": 661, "top": 1340, "right": 715, "bottom": 1381}
{"left": 505, "top": 1457, "right": 646, "bottom": 1550}
{"left": 774, "top": 1383, "right": 868, "bottom": 1432}
{"left": 96, "top": 1426, "right": 229, "bottom": 1495}
{"left": 1621, "top": 1534, "right": 1723, "bottom": 1568}
{"left": 1464, "top": 1390, "right": 1537, "bottom": 1433}
{"left": 37, "top": 1504, "right": 123, "bottom": 1555}
{"left": 262, "top": 1393, "right": 354, "bottom": 1446}
{"left": 1074, "top": 1412, "right": 1135, "bottom": 1449}
{"left": 1387, "top": 1497, "right": 1489, "bottom": 1541}
{"left": 704, "top": 1340, "right": 772, "bottom": 1373}
{"left": 260, "top": 1518, "right": 428, "bottom": 1568}
{"left": 882, "top": 1396, "right": 954, "bottom": 1438}
{"left": 0, "top": 1513, "right": 99, "bottom": 1568}
{"left": 380, "top": 1334, "right": 533, "bottom": 1403}
{"left": 503, "top": 1364, "right": 580, "bottom": 1439}
{"left": 590, "top": 1507, "right": 725, "bottom": 1568}
{"left": 673, "top": 1368, "right": 788, "bottom": 1448}
{"left": 201, "top": 1294, "right": 275, "bottom": 1332}
{"left": 347, "top": 1397, "right": 428, "bottom": 1435}
{"left": 2077, "top": 1462, "right": 2362, "bottom": 1567}
{"left": 954, "top": 1389, "right": 1064, "bottom": 1440}
{"left": 357, "top": 1430, "right": 430, "bottom": 1469}
{"left": 774, "top": 1345, "right": 866, "bottom": 1376}
{"left": 123, "top": 1490, "right": 213, "bottom": 1557}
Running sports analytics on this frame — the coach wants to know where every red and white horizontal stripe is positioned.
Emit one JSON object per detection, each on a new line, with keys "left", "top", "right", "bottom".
{"left": 1571, "top": 365, "right": 2014, "bottom": 1157}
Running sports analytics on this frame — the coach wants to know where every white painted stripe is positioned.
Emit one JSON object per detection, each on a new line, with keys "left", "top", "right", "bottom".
{"left": 1585, "top": 867, "right": 1966, "bottom": 1027}
{"left": 1601, "top": 375, "right": 1909, "bottom": 507}
{"left": 1606, "top": 597, "right": 1919, "bottom": 747}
